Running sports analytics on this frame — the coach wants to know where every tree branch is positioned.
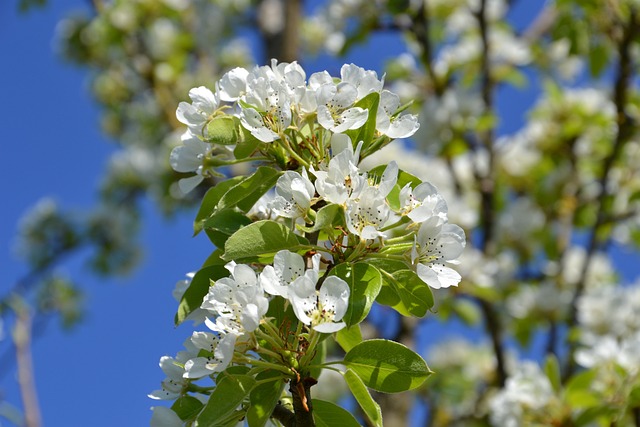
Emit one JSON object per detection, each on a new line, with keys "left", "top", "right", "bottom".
{"left": 271, "top": 402, "right": 296, "bottom": 427}
{"left": 473, "top": 0, "right": 507, "bottom": 388}
{"left": 564, "top": 6, "right": 638, "bottom": 380}
{"left": 12, "top": 301, "right": 42, "bottom": 427}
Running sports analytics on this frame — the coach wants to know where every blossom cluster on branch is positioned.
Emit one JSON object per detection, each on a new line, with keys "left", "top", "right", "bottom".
{"left": 149, "top": 60, "right": 466, "bottom": 426}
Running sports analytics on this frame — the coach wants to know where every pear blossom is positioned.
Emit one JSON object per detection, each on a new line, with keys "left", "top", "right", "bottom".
{"left": 376, "top": 90, "right": 420, "bottom": 139}
{"left": 201, "top": 262, "right": 269, "bottom": 333}
{"left": 399, "top": 181, "right": 448, "bottom": 223}
{"left": 169, "top": 132, "right": 209, "bottom": 194}
{"left": 217, "top": 67, "right": 249, "bottom": 102}
{"left": 176, "top": 86, "right": 219, "bottom": 136}
{"left": 148, "top": 355, "right": 190, "bottom": 400}
{"left": 340, "top": 63, "right": 384, "bottom": 99}
{"left": 240, "top": 78, "right": 291, "bottom": 142}
{"left": 289, "top": 276, "right": 350, "bottom": 333}
{"left": 253, "top": 59, "right": 307, "bottom": 102}
{"left": 345, "top": 186, "right": 392, "bottom": 240}
{"left": 313, "top": 139, "right": 365, "bottom": 204}
{"left": 260, "top": 250, "right": 321, "bottom": 298}
{"left": 270, "top": 169, "right": 315, "bottom": 219}
{"left": 316, "top": 81, "right": 369, "bottom": 133}
{"left": 412, "top": 217, "right": 466, "bottom": 289}
{"left": 343, "top": 161, "right": 398, "bottom": 239}
{"left": 488, "top": 361, "right": 555, "bottom": 427}
{"left": 183, "top": 331, "right": 236, "bottom": 379}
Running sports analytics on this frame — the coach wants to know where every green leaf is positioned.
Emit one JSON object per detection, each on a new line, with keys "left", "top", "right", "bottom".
{"left": 566, "top": 369, "right": 600, "bottom": 408}
{"left": 194, "top": 177, "right": 245, "bottom": 235}
{"left": 247, "top": 371, "right": 286, "bottom": 427}
{"left": 234, "top": 125, "right": 262, "bottom": 159}
{"left": 451, "top": 299, "right": 481, "bottom": 326}
{"left": 175, "top": 251, "right": 228, "bottom": 326}
{"left": 171, "top": 395, "right": 204, "bottom": 421}
{"left": 265, "top": 294, "right": 298, "bottom": 337}
{"left": 223, "top": 220, "right": 310, "bottom": 262}
{"left": 206, "top": 115, "right": 238, "bottom": 145}
{"left": 299, "top": 203, "right": 344, "bottom": 234}
{"left": 330, "top": 262, "right": 382, "bottom": 326}
{"left": 196, "top": 374, "right": 256, "bottom": 426}
{"left": 312, "top": 399, "right": 362, "bottom": 427}
{"left": 217, "top": 167, "right": 282, "bottom": 213}
{"left": 336, "top": 325, "right": 363, "bottom": 353}
{"left": 343, "top": 369, "right": 383, "bottom": 427}
{"left": 588, "top": 42, "right": 610, "bottom": 77}
{"left": 377, "top": 269, "right": 434, "bottom": 318}
{"left": 574, "top": 405, "right": 617, "bottom": 426}
{"left": 344, "top": 339, "right": 431, "bottom": 393}
{"left": 345, "top": 91, "right": 380, "bottom": 149}
{"left": 203, "top": 209, "right": 252, "bottom": 247}
{"left": 544, "top": 354, "right": 562, "bottom": 393}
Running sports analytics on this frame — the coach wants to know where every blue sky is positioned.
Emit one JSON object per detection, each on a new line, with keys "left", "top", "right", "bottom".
{"left": 2, "top": 2, "right": 639, "bottom": 427}
{"left": 1, "top": 2, "right": 212, "bottom": 425}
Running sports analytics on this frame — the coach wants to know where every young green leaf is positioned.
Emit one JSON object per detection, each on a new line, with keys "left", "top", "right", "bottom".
{"left": 206, "top": 115, "right": 238, "bottom": 145}
{"left": 330, "top": 262, "right": 382, "bottom": 326}
{"left": 336, "top": 324, "right": 363, "bottom": 353}
{"left": 312, "top": 399, "right": 362, "bottom": 427}
{"left": 377, "top": 269, "right": 434, "bottom": 318}
{"left": 345, "top": 91, "right": 380, "bottom": 150}
{"left": 246, "top": 371, "right": 286, "bottom": 427}
{"left": 298, "top": 203, "right": 344, "bottom": 234}
{"left": 234, "top": 124, "right": 263, "bottom": 159}
{"left": 544, "top": 354, "right": 562, "bottom": 393}
{"left": 344, "top": 339, "right": 432, "bottom": 393}
{"left": 194, "top": 176, "right": 245, "bottom": 235}
{"left": 203, "top": 209, "right": 252, "bottom": 247}
{"left": 195, "top": 374, "right": 256, "bottom": 426}
{"left": 171, "top": 395, "right": 204, "bottom": 421}
{"left": 217, "top": 167, "right": 282, "bottom": 213}
{"left": 223, "top": 220, "right": 310, "bottom": 262}
{"left": 343, "top": 369, "right": 383, "bottom": 427}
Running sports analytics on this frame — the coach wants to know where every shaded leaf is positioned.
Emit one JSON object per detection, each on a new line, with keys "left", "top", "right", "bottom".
{"left": 223, "top": 220, "right": 310, "bottom": 262}
{"left": 344, "top": 339, "right": 431, "bottom": 393}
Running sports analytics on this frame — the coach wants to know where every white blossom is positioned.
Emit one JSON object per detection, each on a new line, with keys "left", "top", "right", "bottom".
{"left": 217, "top": 67, "right": 249, "bottom": 102}
{"left": 170, "top": 132, "right": 209, "bottom": 194}
{"left": 183, "top": 330, "right": 236, "bottom": 379}
{"left": 148, "top": 355, "right": 190, "bottom": 400}
{"left": 176, "top": 86, "right": 219, "bottom": 136}
{"left": 398, "top": 181, "right": 448, "bottom": 223}
{"left": 376, "top": 90, "right": 419, "bottom": 139}
{"left": 201, "top": 262, "right": 269, "bottom": 333}
{"left": 313, "top": 139, "right": 365, "bottom": 205}
{"left": 290, "top": 276, "right": 350, "bottom": 333}
{"left": 270, "top": 168, "right": 315, "bottom": 219}
{"left": 260, "top": 250, "right": 320, "bottom": 299}
{"left": 316, "top": 81, "right": 369, "bottom": 133}
{"left": 240, "top": 78, "right": 291, "bottom": 142}
{"left": 412, "top": 217, "right": 466, "bottom": 289}
{"left": 488, "top": 361, "right": 554, "bottom": 427}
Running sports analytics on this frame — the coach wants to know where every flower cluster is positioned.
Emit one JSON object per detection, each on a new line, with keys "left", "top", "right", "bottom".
{"left": 170, "top": 60, "right": 421, "bottom": 193}
{"left": 152, "top": 60, "right": 465, "bottom": 425}
{"left": 150, "top": 254, "right": 350, "bottom": 394}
